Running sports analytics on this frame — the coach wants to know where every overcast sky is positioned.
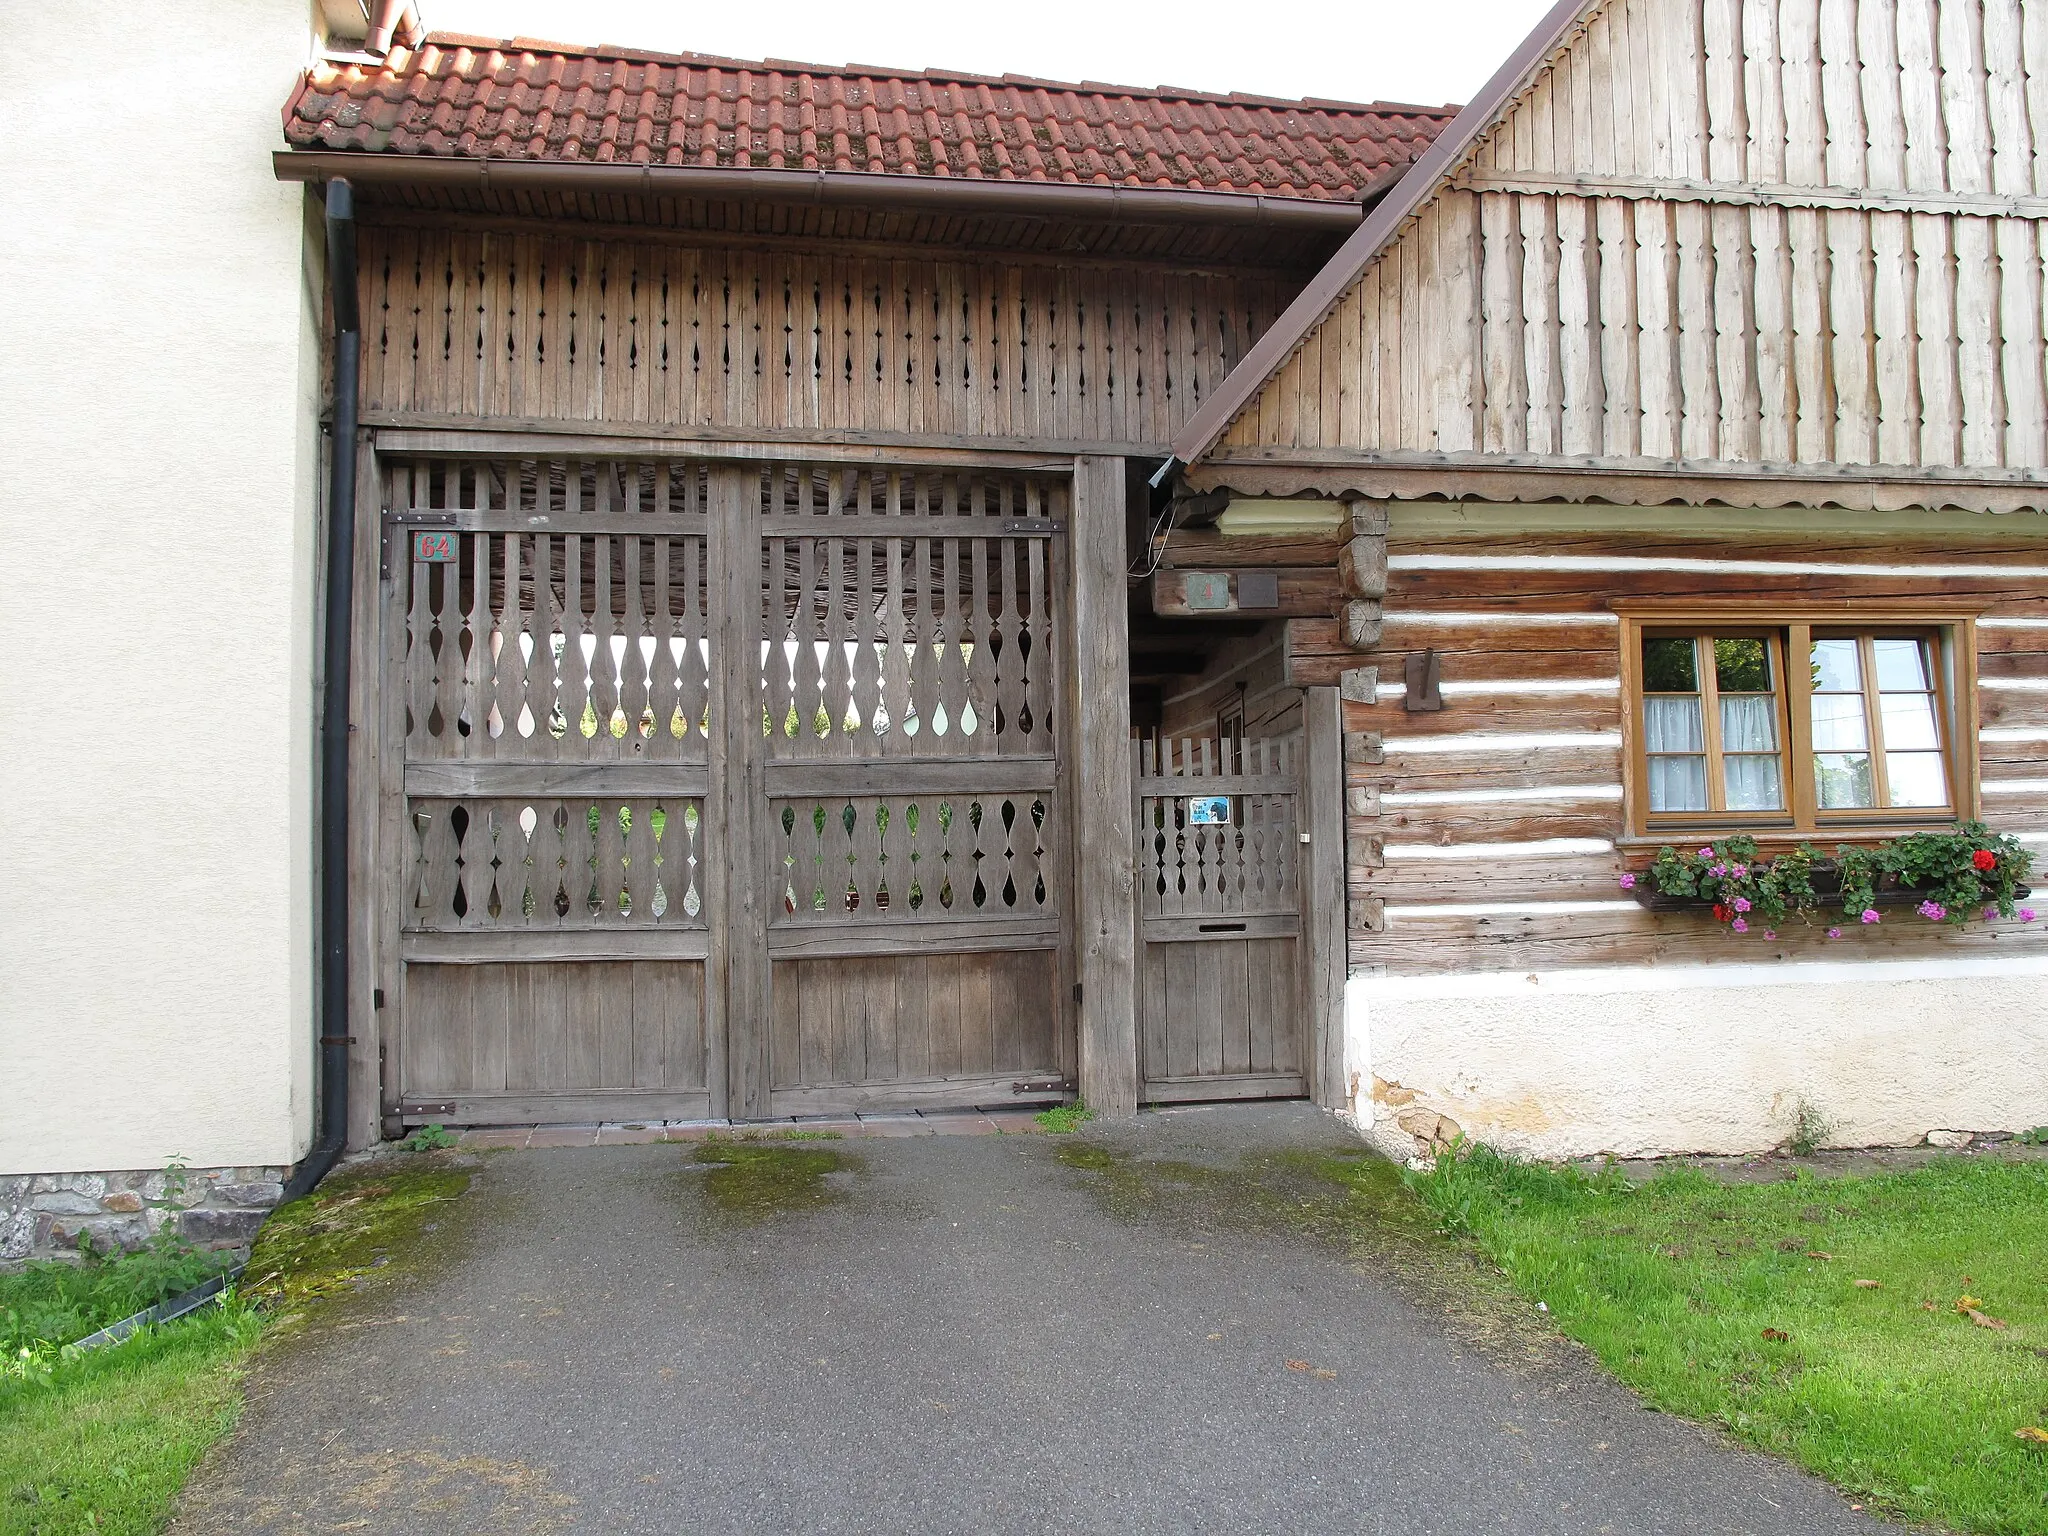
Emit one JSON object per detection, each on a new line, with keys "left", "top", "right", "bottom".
{"left": 420, "top": 0, "right": 1557, "bottom": 109}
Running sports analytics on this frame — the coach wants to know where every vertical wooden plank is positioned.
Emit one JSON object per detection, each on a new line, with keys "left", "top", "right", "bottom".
{"left": 1997, "top": 218, "right": 2047, "bottom": 465}
{"left": 1914, "top": 212, "right": 1962, "bottom": 465}
{"left": 1070, "top": 455, "right": 1135, "bottom": 1116}
{"left": 896, "top": 953, "right": 932, "bottom": 1081}
{"left": 1898, "top": 0, "right": 1948, "bottom": 189}
{"left": 1872, "top": 210, "right": 1921, "bottom": 464}
{"left": 1954, "top": 215, "right": 2006, "bottom": 465}
{"left": 1938, "top": 0, "right": 1994, "bottom": 193}
{"left": 1556, "top": 195, "right": 1601, "bottom": 456}
{"left": 770, "top": 960, "right": 801, "bottom": 1089}
{"left": 470, "top": 962, "right": 512, "bottom": 1098}
{"left": 1299, "top": 687, "right": 1346, "bottom": 1110}
{"left": 1521, "top": 195, "right": 1562, "bottom": 454}
{"left": 1635, "top": 199, "right": 1681, "bottom": 457}
{"left": 711, "top": 464, "right": 767, "bottom": 1116}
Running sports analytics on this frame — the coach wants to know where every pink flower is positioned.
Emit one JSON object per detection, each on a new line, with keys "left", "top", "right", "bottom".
{"left": 1827, "top": 927, "right": 1843, "bottom": 939}
{"left": 1731, "top": 917, "right": 1749, "bottom": 933}
{"left": 1917, "top": 900, "right": 1947, "bottom": 921}
{"left": 1732, "top": 896, "right": 1752, "bottom": 913}
{"left": 1699, "top": 848, "right": 1715, "bottom": 859}
{"left": 1709, "top": 863, "right": 1728, "bottom": 878}
{"left": 1732, "top": 864, "right": 1749, "bottom": 878}
{"left": 1985, "top": 906, "right": 2001, "bottom": 921}
{"left": 1763, "top": 929, "right": 1777, "bottom": 940}
{"left": 2023, "top": 909, "right": 2039, "bottom": 923}
{"left": 1861, "top": 909, "right": 1881, "bottom": 924}
{"left": 1618, "top": 872, "right": 1637, "bottom": 890}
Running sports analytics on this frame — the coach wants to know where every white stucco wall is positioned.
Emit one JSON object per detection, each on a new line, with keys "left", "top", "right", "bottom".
{"left": 0, "top": 1, "right": 323, "bottom": 1173}
{"left": 1348, "top": 958, "right": 2048, "bottom": 1160}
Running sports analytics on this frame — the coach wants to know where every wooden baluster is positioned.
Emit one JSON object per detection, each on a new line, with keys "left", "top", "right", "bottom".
{"left": 880, "top": 474, "right": 910, "bottom": 753}
{"left": 995, "top": 519, "right": 1022, "bottom": 750}
{"left": 1024, "top": 503, "right": 1052, "bottom": 750}
{"left": 589, "top": 530, "right": 619, "bottom": 755}
{"left": 492, "top": 527, "right": 520, "bottom": 755}
{"left": 822, "top": 531, "right": 853, "bottom": 755}
{"left": 908, "top": 528, "right": 937, "bottom": 746}
{"left": 529, "top": 534, "right": 562, "bottom": 761}
{"left": 559, "top": 532, "right": 590, "bottom": 752}
{"left": 850, "top": 794, "right": 883, "bottom": 915}
{"left": 680, "top": 522, "right": 708, "bottom": 753}
{"left": 648, "top": 532, "right": 678, "bottom": 760}
{"left": 936, "top": 527, "right": 969, "bottom": 753}
{"left": 632, "top": 798, "right": 661, "bottom": 923}
{"left": 850, "top": 527, "right": 882, "bottom": 751}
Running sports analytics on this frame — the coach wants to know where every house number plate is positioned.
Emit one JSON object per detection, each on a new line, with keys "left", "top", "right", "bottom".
{"left": 413, "top": 530, "right": 456, "bottom": 563}
{"left": 1182, "top": 571, "right": 1231, "bottom": 610}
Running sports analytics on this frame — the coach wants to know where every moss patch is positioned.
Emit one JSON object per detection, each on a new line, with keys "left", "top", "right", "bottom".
{"left": 243, "top": 1158, "right": 474, "bottom": 1318}
{"left": 1052, "top": 1139, "right": 1555, "bottom": 1367}
{"left": 689, "top": 1140, "right": 860, "bottom": 1221}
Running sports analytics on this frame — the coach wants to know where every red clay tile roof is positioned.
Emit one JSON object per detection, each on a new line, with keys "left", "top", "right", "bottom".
{"left": 284, "top": 35, "right": 1457, "bottom": 202}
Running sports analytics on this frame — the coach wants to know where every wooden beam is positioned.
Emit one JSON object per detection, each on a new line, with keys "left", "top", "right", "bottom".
{"left": 1147, "top": 566, "right": 1343, "bottom": 617}
{"left": 1071, "top": 455, "right": 1139, "bottom": 1117}
{"left": 709, "top": 465, "right": 765, "bottom": 1119}
{"left": 1299, "top": 685, "right": 1348, "bottom": 1113}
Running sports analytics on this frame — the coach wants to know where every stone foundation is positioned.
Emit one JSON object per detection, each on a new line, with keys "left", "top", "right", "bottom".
{"left": 0, "top": 1165, "right": 289, "bottom": 1267}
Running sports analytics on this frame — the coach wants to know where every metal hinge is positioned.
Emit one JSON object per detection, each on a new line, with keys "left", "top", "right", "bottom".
{"left": 403, "top": 1100, "right": 457, "bottom": 1118}
{"left": 1011, "top": 1076, "right": 1071, "bottom": 1096}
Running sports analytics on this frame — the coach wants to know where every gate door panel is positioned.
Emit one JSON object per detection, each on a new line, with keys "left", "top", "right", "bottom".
{"left": 386, "top": 458, "right": 715, "bottom": 1126}
{"left": 1135, "top": 736, "right": 1306, "bottom": 1102}
{"left": 755, "top": 465, "right": 1073, "bottom": 1114}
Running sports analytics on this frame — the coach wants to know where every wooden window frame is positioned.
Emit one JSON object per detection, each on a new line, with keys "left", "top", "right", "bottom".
{"left": 1615, "top": 604, "right": 1981, "bottom": 845}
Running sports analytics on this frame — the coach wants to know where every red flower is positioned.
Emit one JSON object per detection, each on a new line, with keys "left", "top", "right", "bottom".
{"left": 1973, "top": 848, "right": 1998, "bottom": 872}
{"left": 1713, "top": 903, "right": 1732, "bottom": 922}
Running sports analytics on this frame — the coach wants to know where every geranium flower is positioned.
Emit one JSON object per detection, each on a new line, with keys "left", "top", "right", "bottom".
{"left": 1763, "top": 929, "right": 1777, "bottom": 940}
{"left": 1917, "top": 900, "right": 1946, "bottom": 921}
{"left": 1732, "top": 864, "right": 1749, "bottom": 878}
{"left": 1698, "top": 848, "right": 1715, "bottom": 859}
{"left": 1985, "top": 906, "right": 2000, "bottom": 921}
{"left": 1861, "top": 909, "right": 1881, "bottom": 924}
{"left": 1731, "top": 918, "right": 1749, "bottom": 933}
{"left": 1732, "top": 896, "right": 1752, "bottom": 913}
{"left": 2024, "top": 909, "right": 2039, "bottom": 923}
{"left": 1618, "top": 872, "right": 1637, "bottom": 890}
{"left": 1713, "top": 903, "right": 1731, "bottom": 922}
{"left": 1973, "top": 848, "right": 1998, "bottom": 872}
{"left": 1827, "top": 927, "right": 1843, "bottom": 939}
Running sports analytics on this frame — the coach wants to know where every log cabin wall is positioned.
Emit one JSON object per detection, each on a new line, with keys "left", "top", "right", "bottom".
{"left": 356, "top": 222, "right": 1296, "bottom": 450}
{"left": 1275, "top": 505, "right": 2048, "bottom": 976}
{"left": 1210, "top": 0, "right": 2048, "bottom": 493}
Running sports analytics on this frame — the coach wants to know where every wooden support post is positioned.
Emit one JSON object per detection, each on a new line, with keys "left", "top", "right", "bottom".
{"left": 1300, "top": 685, "right": 1348, "bottom": 1112}
{"left": 710, "top": 465, "right": 768, "bottom": 1119}
{"left": 345, "top": 433, "right": 383, "bottom": 1150}
{"left": 1070, "top": 455, "right": 1137, "bottom": 1117}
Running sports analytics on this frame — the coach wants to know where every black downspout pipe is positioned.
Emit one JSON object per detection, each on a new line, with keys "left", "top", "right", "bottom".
{"left": 284, "top": 179, "right": 360, "bottom": 1205}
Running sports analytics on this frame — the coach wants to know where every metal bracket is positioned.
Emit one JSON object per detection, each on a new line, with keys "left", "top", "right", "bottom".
{"left": 402, "top": 1100, "right": 457, "bottom": 1118}
{"left": 1011, "top": 1076, "right": 1071, "bottom": 1095}
{"left": 1001, "top": 518, "right": 1063, "bottom": 535}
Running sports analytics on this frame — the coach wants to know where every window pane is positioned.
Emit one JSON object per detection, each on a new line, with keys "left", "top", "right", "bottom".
{"left": 1810, "top": 692, "right": 1870, "bottom": 750}
{"left": 1724, "top": 754, "right": 1785, "bottom": 810}
{"left": 1815, "top": 753, "right": 1876, "bottom": 808}
{"left": 1714, "top": 637, "right": 1772, "bottom": 692}
{"left": 1879, "top": 691, "right": 1940, "bottom": 750}
{"left": 1649, "top": 755, "right": 1709, "bottom": 812}
{"left": 1643, "top": 636, "right": 1699, "bottom": 692}
{"left": 1812, "top": 638, "right": 1863, "bottom": 691}
{"left": 1720, "top": 694, "right": 1779, "bottom": 751}
{"left": 1644, "top": 695, "right": 1704, "bottom": 753}
{"left": 1886, "top": 751, "right": 1949, "bottom": 807}
{"left": 1873, "top": 636, "right": 1932, "bottom": 691}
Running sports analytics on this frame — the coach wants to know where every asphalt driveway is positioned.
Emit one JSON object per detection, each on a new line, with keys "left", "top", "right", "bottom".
{"left": 172, "top": 1104, "right": 1898, "bottom": 1535}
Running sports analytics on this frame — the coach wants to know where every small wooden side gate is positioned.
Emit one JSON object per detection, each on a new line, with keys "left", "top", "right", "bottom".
{"left": 377, "top": 451, "right": 1074, "bottom": 1126}
{"left": 1134, "top": 735, "right": 1310, "bottom": 1102}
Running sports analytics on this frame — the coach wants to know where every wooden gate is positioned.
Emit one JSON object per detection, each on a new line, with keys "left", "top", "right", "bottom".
{"left": 377, "top": 452, "right": 1073, "bottom": 1126}
{"left": 1133, "top": 735, "right": 1307, "bottom": 1102}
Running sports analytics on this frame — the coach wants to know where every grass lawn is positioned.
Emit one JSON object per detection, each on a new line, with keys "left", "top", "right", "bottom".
{"left": 1385, "top": 1146, "right": 2048, "bottom": 1535}
{"left": 1, "top": 1159, "right": 470, "bottom": 1536}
